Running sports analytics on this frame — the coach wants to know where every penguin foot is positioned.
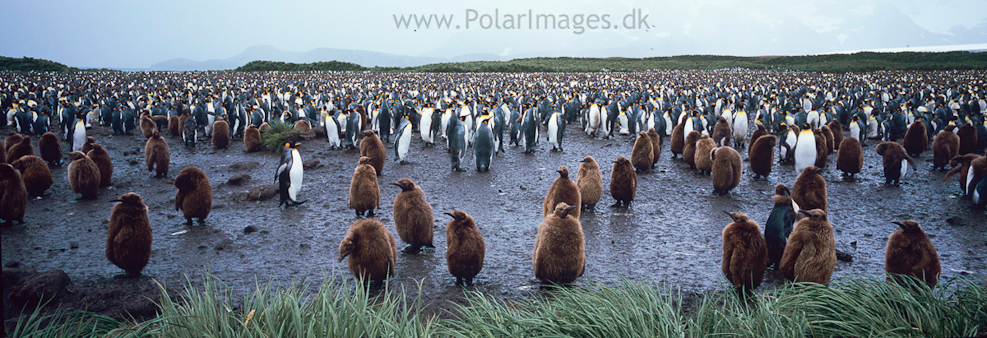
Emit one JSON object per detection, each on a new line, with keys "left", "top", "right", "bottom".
{"left": 401, "top": 246, "right": 421, "bottom": 254}
{"left": 367, "top": 209, "right": 375, "bottom": 217}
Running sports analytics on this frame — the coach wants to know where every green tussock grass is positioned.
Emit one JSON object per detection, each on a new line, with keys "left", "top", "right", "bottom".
{"left": 259, "top": 121, "right": 297, "bottom": 153}
{"left": 8, "top": 274, "right": 986, "bottom": 337}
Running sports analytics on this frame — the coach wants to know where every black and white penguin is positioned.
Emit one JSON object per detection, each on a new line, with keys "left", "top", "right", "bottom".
{"left": 276, "top": 142, "right": 305, "bottom": 208}
{"left": 71, "top": 115, "right": 86, "bottom": 152}
{"left": 449, "top": 116, "right": 467, "bottom": 172}
{"left": 474, "top": 115, "right": 494, "bottom": 172}
{"left": 182, "top": 117, "right": 197, "bottom": 148}
{"left": 394, "top": 116, "right": 412, "bottom": 164}
{"left": 548, "top": 111, "right": 565, "bottom": 152}
{"left": 794, "top": 124, "right": 817, "bottom": 172}
{"left": 522, "top": 108, "right": 539, "bottom": 154}
{"left": 325, "top": 109, "right": 341, "bottom": 149}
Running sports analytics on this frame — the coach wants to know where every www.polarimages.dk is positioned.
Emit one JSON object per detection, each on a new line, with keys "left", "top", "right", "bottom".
{"left": 393, "top": 9, "right": 652, "bottom": 34}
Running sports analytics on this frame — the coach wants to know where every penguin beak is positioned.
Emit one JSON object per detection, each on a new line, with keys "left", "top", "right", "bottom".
{"left": 444, "top": 212, "right": 455, "bottom": 218}
{"left": 797, "top": 209, "right": 811, "bottom": 217}
{"left": 564, "top": 205, "right": 577, "bottom": 213}
{"left": 109, "top": 199, "right": 122, "bottom": 203}
{"left": 892, "top": 221, "right": 905, "bottom": 229}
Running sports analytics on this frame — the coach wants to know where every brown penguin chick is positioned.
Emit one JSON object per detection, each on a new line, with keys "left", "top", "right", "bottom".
{"left": 0, "top": 163, "right": 27, "bottom": 225}
{"left": 445, "top": 210, "right": 485, "bottom": 286}
{"left": 543, "top": 165, "right": 581, "bottom": 219}
{"left": 67, "top": 151, "right": 100, "bottom": 199}
{"left": 792, "top": 165, "right": 827, "bottom": 212}
{"left": 80, "top": 136, "right": 97, "bottom": 154}
{"left": 647, "top": 127, "right": 661, "bottom": 167}
{"left": 812, "top": 129, "right": 828, "bottom": 168}
{"left": 721, "top": 211, "right": 768, "bottom": 295}
{"left": 828, "top": 120, "right": 844, "bottom": 151}
{"left": 885, "top": 220, "right": 941, "bottom": 287}
{"left": 359, "top": 130, "right": 385, "bottom": 176}
{"left": 293, "top": 119, "right": 311, "bottom": 131}
{"left": 144, "top": 129, "right": 170, "bottom": 178}
{"left": 243, "top": 124, "right": 262, "bottom": 153}
{"left": 349, "top": 156, "right": 380, "bottom": 217}
{"left": 631, "top": 131, "right": 654, "bottom": 173}
{"left": 902, "top": 121, "right": 928, "bottom": 157}
{"left": 780, "top": 209, "right": 837, "bottom": 284}
{"left": 173, "top": 166, "right": 212, "bottom": 225}
{"left": 944, "top": 153, "right": 984, "bottom": 195}
{"left": 576, "top": 156, "right": 603, "bottom": 211}
{"left": 694, "top": 135, "right": 716, "bottom": 175}
{"left": 106, "top": 192, "right": 152, "bottom": 276}
{"left": 392, "top": 178, "right": 434, "bottom": 253}
{"left": 712, "top": 116, "right": 732, "bottom": 146}
{"left": 836, "top": 137, "right": 864, "bottom": 178}
{"left": 6, "top": 135, "right": 33, "bottom": 163}
{"left": 682, "top": 130, "right": 702, "bottom": 169}
{"left": 38, "top": 132, "right": 62, "bottom": 166}
{"left": 0, "top": 140, "right": 4, "bottom": 163}
{"left": 532, "top": 202, "right": 585, "bottom": 285}
{"left": 258, "top": 122, "right": 271, "bottom": 134}
{"left": 10, "top": 155, "right": 52, "bottom": 197}
{"left": 87, "top": 143, "right": 113, "bottom": 187}
{"left": 670, "top": 121, "right": 685, "bottom": 159}
{"left": 931, "top": 128, "right": 960, "bottom": 171}
{"left": 820, "top": 125, "right": 835, "bottom": 154}
{"left": 139, "top": 113, "right": 156, "bottom": 138}
{"left": 956, "top": 124, "right": 977, "bottom": 155}
{"left": 610, "top": 156, "right": 637, "bottom": 208}
{"left": 875, "top": 141, "right": 915, "bottom": 185}
{"left": 168, "top": 115, "right": 181, "bottom": 137}
{"left": 750, "top": 121, "right": 767, "bottom": 147}
{"left": 211, "top": 118, "right": 230, "bottom": 149}
{"left": 338, "top": 218, "right": 397, "bottom": 284}
{"left": 711, "top": 146, "right": 742, "bottom": 194}
{"left": 4, "top": 132, "right": 22, "bottom": 153}
{"left": 748, "top": 135, "right": 777, "bottom": 179}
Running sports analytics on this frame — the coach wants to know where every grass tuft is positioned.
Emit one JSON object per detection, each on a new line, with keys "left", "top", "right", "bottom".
{"left": 260, "top": 121, "right": 296, "bottom": 153}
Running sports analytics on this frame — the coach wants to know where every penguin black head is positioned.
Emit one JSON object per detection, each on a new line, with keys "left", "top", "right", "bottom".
{"left": 556, "top": 165, "right": 569, "bottom": 179}
{"left": 110, "top": 192, "right": 144, "bottom": 205}
{"left": 723, "top": 211, "right": 749, "bottom": 223}
{"left": 552, "top": 202, "right": 577, "bottom": 219}
{"left": 391, "top": 178, "right": 416, "bottom": 191}
{"left": 892, "top": 220, "right": 922, "bottom": 233}
{"left": 773, "top": 184, "right": 791, "bottom": 196}
{"left": 444, "top": 210, "right": 469, "bottom": 222}
{"left": 797, "top": 209, "right": 827, "bottom": 221}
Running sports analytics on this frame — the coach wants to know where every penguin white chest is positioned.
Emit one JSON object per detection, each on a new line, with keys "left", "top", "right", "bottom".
{"left": 73, "top": 121, "right": 86, "bottom": 152}
{"left": 289, "top": 149, "right": 303, "bottom": 199}
{"left": 794, "top": 131, "right": 816, "bottom": 172}
{"left": 397, "top": 124, "right": 411, "bottom": 160}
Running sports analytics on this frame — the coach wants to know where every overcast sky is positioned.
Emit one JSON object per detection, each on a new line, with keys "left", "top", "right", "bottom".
{"left": 1, "top": 0, "right": 985, "bottom": 69}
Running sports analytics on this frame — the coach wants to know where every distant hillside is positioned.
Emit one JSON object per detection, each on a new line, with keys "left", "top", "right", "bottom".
{"left": 0, "top": 56, "right": 72, "bottom": 72}
{"left": 236, "top": 60, "right": 368, "bottom": 72}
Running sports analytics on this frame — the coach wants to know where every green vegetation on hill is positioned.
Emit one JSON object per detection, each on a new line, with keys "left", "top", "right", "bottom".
{"left": 0, "top": 56, "right": 73, "bottom": 72}
{"left": 236, "top": 60, "right": 368, "bottom": 72}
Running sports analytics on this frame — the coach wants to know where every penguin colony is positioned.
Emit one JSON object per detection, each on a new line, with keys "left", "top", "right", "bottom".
{"left": 1, "top": 69, "right": 981, "bottom": 293}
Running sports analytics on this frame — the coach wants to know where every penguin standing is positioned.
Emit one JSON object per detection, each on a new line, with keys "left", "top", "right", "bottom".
{"left": 694, "top": 135, "right": 716, "bottom": 175}
{"left": 682, "top": 131, "right": 702, "bottom": 169}
{"left": 885, "top": 220, "right": 941, "bottom": 287}
{"left": 780, "top": 209, "right": 837, "bottom": 284}
{"left": 875, "top": 141, "right": 915, "bottom": 185}
{"left": 532, "top": 202, "right": 585, "bottom": 285}
{"left": 794, "top": 125, "right": 817, "bottom": 172}
{"left": 670, "top": 120, "right": 685, "bottom": 159}
{"left": 473, "top": 116, "right": 494, "bottom": 172}
{"left": 71, "top": 117, "right": 86, "bottom": 152}
{"left": 721, "top": 211, "right": 767, "bottom": 295}
{"left": 276, "top": 142, "right": 305, "bottom": 208}
{"left": 325, "top": 110, "right": 341, "bottom": 149}
{"left": 765, "top": 184, "right": 796, "bottom": 269}
{"left": 11, "top": 155, "right": 52, "bottom": 197}
{"left": 168, "top": 115, "right": 181, "bottom": 137}
{"left": 749, "top": 135, "right": 777, "bottom": 179}
{"left": 836, "top": 137, "right": 864, "bottom": 179}
{"left": 87, "top": 144, "right": 113, "bottom": 187}
{"left": 957, "top": 124, "right": 977, "bottom": 155}
{"left": 944, "top": 154, "right": 984, "bottom": 196}
{"left": 449, "top": 116, "right": 467, "bottom": 171}
{"left": 548, "top": 111, "right": 565, "bottom": 151}
{"left": 394, "top": 116, "right": 412, "bottom": 164}
{"left": 931, "top": 128, "right": 959, "bottom": 171}
{"left": 144, "top": 129, "right": 170, "bottom": 177}
{"left": 174, "top": 166, "right": 212, "bottom": 225}
{"left": 212, "top": 117, "right": 230, "bottom": 149}
{"left": 543, "top": 165, "right": 581, "bottom": 219}
{"left": 711, "top": 146, "right": 742, "bottom": 194}
{"left": 828, "top": 120, "right": 844, "bottom": 151}
{"left": 0, "top": 163, "right": 27, "bottom": 225}
{"left": 349, "top": 156, "right": 380, "bottom": 217}
{"left": 712, "top": 117, "right": 732, "bottom": 146}
{"left": 610, "top": 157, "right": 637, "bottom": 208}
{"left": 338, "top": 218, "right": 397, "bottom": 285}
{"left": 244, "top": 125, "right": 261, "bottom": 152}
{"left": 445, "top": 210, "right": 485, "bottom": 286}
{"left": 106, "top": 192, "right": 152, "bottom": 276}
{"left": 576, "top": 156, "right": 602, "bottom": 211}
{"left": 360, "top": 130, "right": 386, "bottom": 176}
{"left": 182, "top": 116, "right": 196, "bottom": 148}
{"left": 792, "top": 165, "right": 827, "bottom": 212}
{"left": 521, "top": 109, "right": 539, "bottom": 153}
{"left": 5, "top": 132, "right": 22, "bottom": 154}
{"left": 647, "top": 127, "right": 661, "bottom": 168}
{"left": 38, "top": 132, "right": 61, "bottom": 166}
{"left": 631, "top": 131, "right": 654, "bottom": 173}
{"left": 6, "top": 136, "right": 33, "bottom": 163}
{"left": 902, "top": 121, "right": 928, "bottom": 157}
{"left": 67, "top": 151, "right": 100, "bottom": 199}
{"left": 731, "top": 110, "right": 748, "bottom": 149}
{"left": 392, "top": 178, "right": 434, "bottom": 253}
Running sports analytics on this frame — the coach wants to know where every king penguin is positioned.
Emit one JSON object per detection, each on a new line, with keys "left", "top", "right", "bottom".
{"left": 474, "top": 116, "right": 495, "bottom": 172}
{"left": 794, "top": 124, "right": 817, "bottom": 172}
{"left": 276, "top": 142, "right": 305, "bottom": 208}
{"left": 325, "top": 110, "right": 341, "bottom": 149}
{"left": 71, "top": 116, "right": 86, "bottom": 152}
{"left": 394, "top": 116, "right": 412, "bottom": 164}
{"left": 765, "top": 184, "right": 796, "bottom": 270}
{"left": 548, "top": 111, "right": 565, "bottom": 151}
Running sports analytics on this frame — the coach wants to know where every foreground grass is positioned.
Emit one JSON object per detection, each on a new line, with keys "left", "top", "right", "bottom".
{"left": 8, "top": 275, "right": 986, "bottom": 337}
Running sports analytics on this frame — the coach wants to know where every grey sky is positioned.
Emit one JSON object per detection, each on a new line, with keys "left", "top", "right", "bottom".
{"left": 1, "top": 0, "right": 985, "bottom": 69}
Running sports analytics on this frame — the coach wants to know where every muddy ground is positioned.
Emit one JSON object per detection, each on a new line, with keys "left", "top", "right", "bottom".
{"left": 2, "top": 123, "right": 986, "bottom": 325}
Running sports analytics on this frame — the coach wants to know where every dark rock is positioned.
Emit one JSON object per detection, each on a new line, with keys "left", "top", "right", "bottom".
{"left": 215, "top": 238, "right": 234, "bottom": 251}
{"left": 227, "top": 174, "right": 251, "bottom": 186}
{"left": 229, "top": 161, "right": 260, "bottom": 171}
{"left": 946, "top": 216, "right": 965, "bottom": 226}
{"left": 244, "top": 225, "right": 258, "bottom": 234}
{"left": 303, "top": 159, "right": 323, "bottom": 170}
{"left": 246, "top": 184, "right": 278, "bottom": 201}
{"left": 836, "top": 250, "right": 853, "bottom": 262}
{"left": 69, "top": 241, "right": 79, "bottom": 249}
{"left": 8, "top": 269, "right": 70, "bottom": 309}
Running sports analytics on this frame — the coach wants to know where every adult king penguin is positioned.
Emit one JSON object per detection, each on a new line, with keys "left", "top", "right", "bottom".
{"left": 474, "top": 116, "right": 495, "bottom": 172}
{"left": 794, "top": 124, "right": 817, "bottom": 172}
{"left": 548, "top": 111, "right": 565, "bottom": 151}
{"left": 276, "top": 142, "right": 305, "bottom": 208}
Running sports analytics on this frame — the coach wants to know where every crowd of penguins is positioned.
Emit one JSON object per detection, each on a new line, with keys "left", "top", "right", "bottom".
{"left": 1, "top": 69, "right": 986, "bottom": 293}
